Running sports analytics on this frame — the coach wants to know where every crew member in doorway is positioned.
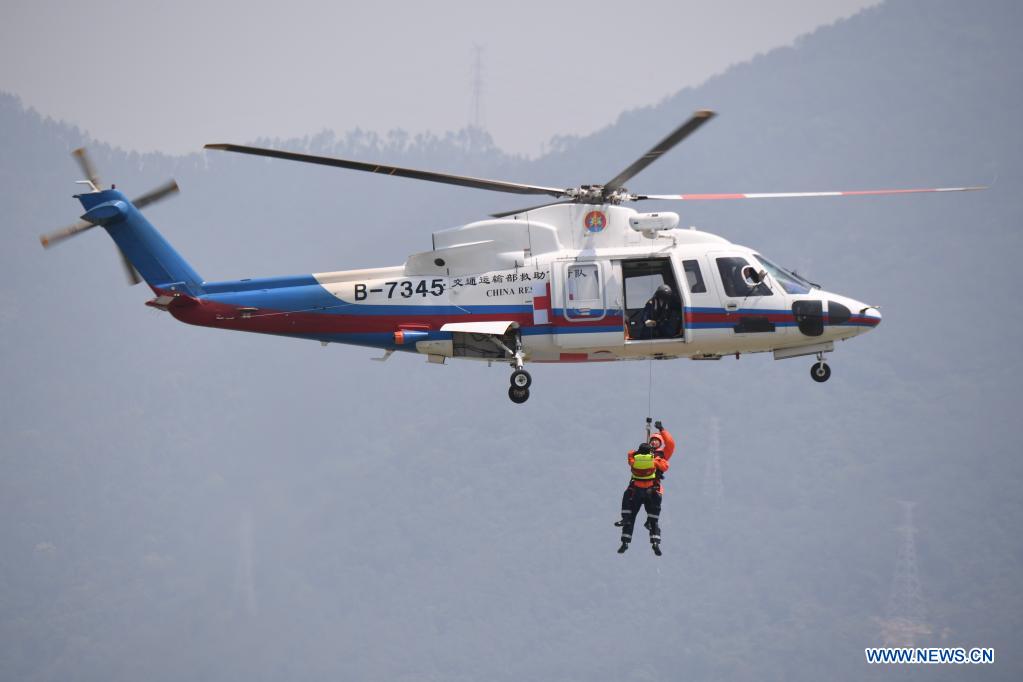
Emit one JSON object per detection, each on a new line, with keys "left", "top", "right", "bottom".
{"left": 640, "top": 284, "right": 682, "bottom": 339}
{"left": 616, "top": 422, "right": 673, "bottom": 555}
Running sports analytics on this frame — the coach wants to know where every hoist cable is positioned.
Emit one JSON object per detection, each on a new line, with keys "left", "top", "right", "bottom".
{"left": 647, "top": 357, "right": 654, "bottom": 426}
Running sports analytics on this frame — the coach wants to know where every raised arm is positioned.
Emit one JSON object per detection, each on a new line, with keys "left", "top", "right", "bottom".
{"left": 658, "top": 429, "right": 676, "bottom": 460}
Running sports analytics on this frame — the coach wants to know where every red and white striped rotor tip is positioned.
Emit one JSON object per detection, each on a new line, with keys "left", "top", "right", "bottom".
{"left": 640, "top": 185, "right": 987, "bottom": 201}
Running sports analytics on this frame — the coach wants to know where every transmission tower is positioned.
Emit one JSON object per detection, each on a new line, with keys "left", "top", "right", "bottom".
{"left": 469, "top": 44, "right": 485, "bottom": 131}
{"left": 702, "top": 415, "right": 724, "bottom": 512}
{"left": 879, "top": 501, "right": 930, "bottom": 646}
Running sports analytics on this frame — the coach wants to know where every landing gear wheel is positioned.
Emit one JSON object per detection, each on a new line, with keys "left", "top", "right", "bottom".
{"left": 510, "top": 369, "right": 532, "bottom": 389}
{"left": 509, "top": 386, "right": 530, "bottom": 404}
{"left": 811, "top": 361, "right": 831, "bottom": 383}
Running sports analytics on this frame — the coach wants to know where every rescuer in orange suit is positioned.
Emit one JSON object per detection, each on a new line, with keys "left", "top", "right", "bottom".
{"left": 616, "top": 421, "right": 674, "bottom": 556}
{"left": 647, "top": 420, "right": 676, "bottom": 490}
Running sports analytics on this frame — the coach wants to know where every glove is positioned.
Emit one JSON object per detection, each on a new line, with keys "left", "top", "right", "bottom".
{"left": 654, "top": 420, "right": 663, "bottom": 430}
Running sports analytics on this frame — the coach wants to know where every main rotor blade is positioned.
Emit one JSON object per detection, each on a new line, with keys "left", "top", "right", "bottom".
{"left": 72, "top": 148, "right": 101, "bottom": 189}
{"left": 132, "top": 179, "right": 179, "bottom": 209}
{"left": 604, "top": 110, "right": 716, "bottom": 193}
{"left": 39, "top": 219, "right": 96, "bottom": 249}
{"left": 636, "top": 185, "right": 988, "bottom": 201}
{"left": 490, "top": 200, "right": 575, "bottom": 218}
{"left": 205, "top": 143, "right": 570, "bottom": 197}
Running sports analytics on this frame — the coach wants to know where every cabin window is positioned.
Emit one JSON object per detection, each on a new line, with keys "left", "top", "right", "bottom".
{"left": 716, "top": 257, "right": 771, "bottom": 297}
{"left": 563, "top": 263, "right": 605, "bottom": 321}
{"left": 682, "top": 259, "right": 706, "bottom": 293}
{"left": 566, "top": 264, "right": 600, "bottom": 302}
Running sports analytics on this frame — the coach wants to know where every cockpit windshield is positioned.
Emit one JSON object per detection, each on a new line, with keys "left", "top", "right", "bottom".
{"left": 753, "top": 254, "right": 816, "bottom": 295}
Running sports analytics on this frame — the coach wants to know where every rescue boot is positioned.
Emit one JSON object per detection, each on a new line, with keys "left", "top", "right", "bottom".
{"left": 649, "top": 519, "right": 662, "bottom": 556}
{"left": 617, "top": 541, "right": 629, "bottom": 554}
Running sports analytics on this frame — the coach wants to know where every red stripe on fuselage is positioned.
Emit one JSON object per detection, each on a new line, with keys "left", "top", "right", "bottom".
{"left": 162, "top": 290, "right": 620, "bottom": 336}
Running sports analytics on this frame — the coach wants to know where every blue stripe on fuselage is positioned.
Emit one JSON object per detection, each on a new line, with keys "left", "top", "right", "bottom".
{"left": 201, "top": 274, "right": 321, "bottom": 293}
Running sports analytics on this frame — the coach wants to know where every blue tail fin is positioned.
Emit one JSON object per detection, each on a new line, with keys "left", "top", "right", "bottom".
{"left": 77, "top": 189, "right": 204, "bottom": 295}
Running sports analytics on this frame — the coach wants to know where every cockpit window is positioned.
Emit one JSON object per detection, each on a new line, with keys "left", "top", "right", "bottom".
{"left": 753, "top": 254, "right": 815, "bottom": 295}
{"left": 715, "top": 257, "right": 771, "bottom": 297}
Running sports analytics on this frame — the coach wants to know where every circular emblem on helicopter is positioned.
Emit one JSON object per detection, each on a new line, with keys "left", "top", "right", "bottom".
{"left": 584, "top": 211, "right": 607, "bottom": 233}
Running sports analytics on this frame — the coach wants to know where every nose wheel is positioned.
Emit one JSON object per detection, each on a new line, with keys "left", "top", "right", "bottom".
{"left": 509, "top": 385, "right": 530, "bottom": 403}
{"left": 511, "top": 369, "right": 531, "bottom": 389}
{"left": 810, "top": 352, "right": 831, "bottom": 383}
{"left": 508, "top": 369, "right": 532, "bottom": 402}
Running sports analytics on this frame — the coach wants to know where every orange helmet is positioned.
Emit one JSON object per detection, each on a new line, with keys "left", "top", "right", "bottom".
{"left": 649, "top": 433, "right": 664, "bottom": 450}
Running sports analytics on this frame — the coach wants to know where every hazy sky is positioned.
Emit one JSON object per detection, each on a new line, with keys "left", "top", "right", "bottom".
{"left": 2, "top": 0, "right": 878, "bottom": 156}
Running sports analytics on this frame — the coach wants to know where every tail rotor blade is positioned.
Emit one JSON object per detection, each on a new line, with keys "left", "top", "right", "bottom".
{"left": 72, "top": 148, "right": 101, "bottom": 189}
{"left": 40, "top": 178, "right": 178, "bottom": 249}
{"left": 132, "top": 180, "right": 179, "bottom": 210}
{"left": 117, "top": 247, "right": 143, "bottom": 285}
{"left": 46, "top": 151, "right": 176, "bottom": 285}
{"left": 39, "top": 219, "right": 96, "bottom": 249}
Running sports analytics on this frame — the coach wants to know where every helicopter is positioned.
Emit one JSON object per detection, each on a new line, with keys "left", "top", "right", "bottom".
{"left": 40, "top": 111, "right": 983, "bottom": 403}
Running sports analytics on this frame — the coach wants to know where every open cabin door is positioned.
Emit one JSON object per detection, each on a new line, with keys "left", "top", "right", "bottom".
{"left": 620, "top": 257, "right": 685, "bottom": 343}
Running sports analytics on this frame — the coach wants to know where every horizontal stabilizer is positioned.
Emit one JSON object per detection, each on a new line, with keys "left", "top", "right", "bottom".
{"left": 81, "top": 200, "right": 128, "bottom": 226}
{"left": 145, "top": 290, "right": 199, "bottom": 312}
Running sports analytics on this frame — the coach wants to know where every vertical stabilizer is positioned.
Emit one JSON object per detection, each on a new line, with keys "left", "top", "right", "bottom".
{"left": 76, "top": 188, "right": 203, "bottom": 295}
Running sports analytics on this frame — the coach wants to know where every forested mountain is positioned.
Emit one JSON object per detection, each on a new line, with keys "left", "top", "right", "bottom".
{"left": 1, "top": 1, "right": 1020, "bottom": 680}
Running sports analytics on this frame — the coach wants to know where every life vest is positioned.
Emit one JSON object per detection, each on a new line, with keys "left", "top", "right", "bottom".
{"left": 631, "top": 453, "right": 657, "bottom": 481}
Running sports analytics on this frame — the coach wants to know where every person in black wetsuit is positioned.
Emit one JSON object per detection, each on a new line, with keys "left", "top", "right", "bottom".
{"left": 639, "top": 284, "right": 682, "bottom": 339}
